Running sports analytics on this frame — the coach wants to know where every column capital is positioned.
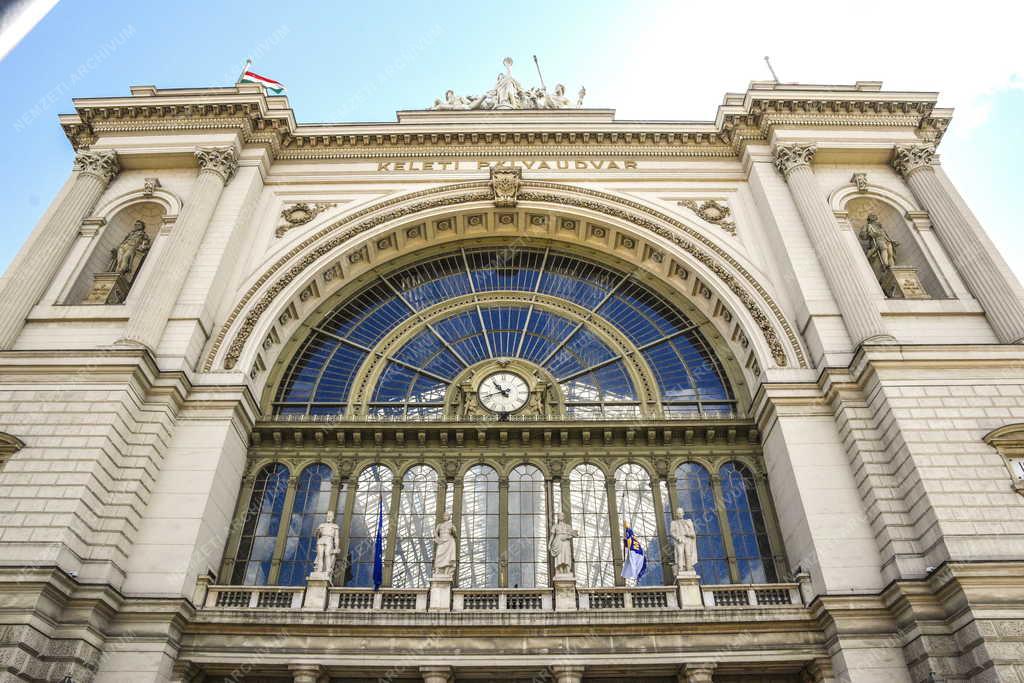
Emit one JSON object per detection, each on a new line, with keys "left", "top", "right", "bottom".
{"left": 288, "top": 663, "right": 322, "bottom": 683}
{"left": 678, "top": 662, "right": 717, "bottom": 683}
{"left": 892, "top": 143, "right": 936, "bottom": 177}
{"left": 73, "top": 149, "right": 120, "bottom": 184}
{"left": 195, "top": 146, "right": 239, "bottom": 184}
{"left": 773, "top": 143, "right": 816, "bottom": 179}
{"left": 549, "top": 664, "right": 586, "bottom": 683}
{"left": 419, "top": 665, "right": 453, "bottom": 683}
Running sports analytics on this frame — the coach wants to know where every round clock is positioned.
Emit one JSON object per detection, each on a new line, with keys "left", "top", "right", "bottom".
{"left": 478, "top": 371, "right": 530, "bottom": 414}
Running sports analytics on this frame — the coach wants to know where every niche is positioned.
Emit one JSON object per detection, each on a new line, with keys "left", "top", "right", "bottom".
{"left": 67, "top": 202, "right": 164, "bottom": 305}
{"left": 846, "top": 197, "right": 944, "bottom": 299}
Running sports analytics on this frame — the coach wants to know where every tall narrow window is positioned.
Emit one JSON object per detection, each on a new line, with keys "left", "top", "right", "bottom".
{"left": 614, "top": 464, "right": 663, "bottom": 585}
{"left": 393, "top": 465, "right": 439, "bottom": 588}
{"left": 720, "top": 462, "right": 776, "bottom": 583}
{"left": 459, "top": 464, "right": 499, "bottom": 588}
{"left": 570, "top": 464, "right": 613, "bottom": 587}
{"left": 345, "top": 465, "right": 393, "bottom": 587}
{"left": 278, "top": 464, "right": 333, "bottom": 585}
{"left": 232, "top": 463, "right": 290, "bottom": 585}
{"left": 674, "top": 462, "right": 729, "bottom": 584}
{"left": 507, "top": 464, "right": 547, "bottom": 588}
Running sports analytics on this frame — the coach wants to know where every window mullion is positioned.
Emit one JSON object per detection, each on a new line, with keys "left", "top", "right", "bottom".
{"left": 268, "top": 475, "right": 299, "bottom": 585}
{"left": 222, "top": 472, "right": 257, "bottom": 583}
{"left": 710, "top": 471, "right": 741, "bottom": 584}
{"left": 606, "top": 476, "right": 624, "bottom": 587}
{"left": 650, "top": 475, "right": 671, "bottom": 586}
{"left": 383, "top": 479, "right": 403, "bottom": 587}
{"left": 335, "top": 478, "right": 356, "bottom": 586}
{"left": 498, "top": 476, "right": 509, "bottom": 588}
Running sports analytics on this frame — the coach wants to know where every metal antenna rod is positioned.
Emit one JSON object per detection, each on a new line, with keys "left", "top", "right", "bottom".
{"left": 764, "top": 56, "right": 779, "bottom": 83}
{"left": 532, "top": 54, "right": 547, "bottom": 91}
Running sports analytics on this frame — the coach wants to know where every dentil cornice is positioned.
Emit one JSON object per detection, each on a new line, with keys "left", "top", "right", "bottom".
{"left": 891, "top": 143, "right": 937, "bottom": 177}
{"left": 72, "top": 149, "right": 120, "bottom": 183}
{"left": 58, "top": 82, "right": 952, "bottom": 161}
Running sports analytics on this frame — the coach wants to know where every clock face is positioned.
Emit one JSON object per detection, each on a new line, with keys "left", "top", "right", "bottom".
{"left": 478, "top": 371, "right": 530, "bottom": 414}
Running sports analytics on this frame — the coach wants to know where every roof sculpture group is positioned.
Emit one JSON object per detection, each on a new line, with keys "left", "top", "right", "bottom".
{"left": 431, "top": 57, "right": 586, "bottom": 110}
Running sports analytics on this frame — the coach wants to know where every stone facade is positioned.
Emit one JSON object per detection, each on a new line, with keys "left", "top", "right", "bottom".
{"left": 0, "top": 79, "right": 1022, "bottom": 683}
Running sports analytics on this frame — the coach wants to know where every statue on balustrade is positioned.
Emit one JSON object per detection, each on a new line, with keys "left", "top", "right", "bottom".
{"left": 670, "top": 508, "right": 699, "bottom": 574}
{"left": 858, "top": 213, "right": 899, "bottom": 273}
{"left": 311, "top": 510, "right": 340, "bottom": 578}
{"left": 549, "top": 512, "right": 579, "bottom": 576}
{"left": 106, "top": 220, "right": 152, "bottom": 282}
{"left": 432, "top": 512, "right": 457, "bottom": 577}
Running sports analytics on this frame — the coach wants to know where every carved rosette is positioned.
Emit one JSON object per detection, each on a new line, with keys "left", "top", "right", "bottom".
{"left": 276, "top": 202, "right": 338, "bottom": 238}
{"left": 490, "top": 167, "right": 522, "bottom": 207}
{"left": 678, "top": 200, "right": 736, "bottom": 235}
{"left": 772, "top": 144, "right": 816, "bottom": 180}
{"left": 195, "top": 146, "right": 239, "bottom": 184}
{"left": 73, "top": 149, "right": 120, "bottom": 184}
{"left": 891, "top": 143, "right": 936, "bottom": 177}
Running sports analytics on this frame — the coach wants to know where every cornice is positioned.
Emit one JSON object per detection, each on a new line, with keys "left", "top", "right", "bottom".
{"left": 59, "top": 82, "right": 950, "bottom": 159}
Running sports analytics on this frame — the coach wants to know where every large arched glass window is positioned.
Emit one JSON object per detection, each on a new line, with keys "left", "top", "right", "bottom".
{"left": 345, "top": 465, "right": 393, "bottom": 587}
{"left": 393, "top": 465, "right": 439, "bottom": 588}
{"left": 459, "top": 464, "right": 500, "bottom": 588}
{"left": 674, "top": 462, "right": 729, "bottom": 584}
{"left": 278, "top": 464, "right": 333, "bottom": 586}
{"left": 232, "top": 463, "right": 290, "bottom": 585}
{"left": 614, "top": 464, "right": 663, "bottom": 586}
{"left": 720, "top": 461, "right": 776, "bottom": 583}
{"left": 507, "top": 464, "right": 547, "bottom": 588}
{"left": 570, "top": 464, "right": 614, "bottom": 587}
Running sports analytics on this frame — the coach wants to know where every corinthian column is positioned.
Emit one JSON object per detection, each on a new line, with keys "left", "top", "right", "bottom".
{"left": 893, "top": 143, "right": 1024, "bottom": 343}
{"left": 773, "top": 144, "right": 895, "bottom": 346}
{"left": 0, "top": 149, "right": 119, "bottom": 348}
{"left": 118, "top": 146, "right": 237, "bottom": 351}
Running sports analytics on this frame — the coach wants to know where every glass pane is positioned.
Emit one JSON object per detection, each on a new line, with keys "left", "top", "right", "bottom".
{"left": 674, "top": 462, "right": 730, "bottom": 584}
{"left": 459, "top": 464, "right": 500, "bottom": 588}
{"left": 614, "top": 464, "right": 663, "bottom": 585}
{"left": 720, "top": 462, "right": 776, "bottom": 583}
{"left": 344, "top": 465, "right": 393, "bottom": 587}
{"left": 569, "top": 464, "right": 613, "bottom": 587}
{"left": 232, "top": 463, "right": 290, "bottom": 585}
{"left": 278, "top": 464, "right": 333, "bottom": 585}
{"left": 508, "top": 465, "right": 548, "bottom": 588}
{"left": 393, "top": 465, "right": 439, "bottom": 588}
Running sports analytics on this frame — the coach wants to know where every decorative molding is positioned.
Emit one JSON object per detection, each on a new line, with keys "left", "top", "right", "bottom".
{"left": 772, "top": 144, "right": 816, "bottom": 179}
{"left": 73, "top": 149, "right": 119, "bottom": 183}
{"left": 195, "top": 146, "right": 238, "bottom": 184}
{"left": 276, "top": 202, "right": 337, "bottom": 238}
{"left": 490, "top": 167, "right": 521, "bottom": 207}
{"left": 678, "top": 200, "right": 736, "bottom": 235}
{"left": 892, "top": 143, "right": 936, "bottom": 177}
{"left": 205, "top": 181, "right": 805, "bottom": 374}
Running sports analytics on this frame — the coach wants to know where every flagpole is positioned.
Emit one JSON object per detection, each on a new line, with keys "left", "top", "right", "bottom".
{"left": 236, "top": 57, "right": 252, "bottom": 85}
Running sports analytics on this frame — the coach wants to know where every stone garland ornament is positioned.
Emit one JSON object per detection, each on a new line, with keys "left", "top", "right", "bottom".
{"left": 276, "top": 202, "right": 338, "bottom": 238}
{"left": 678, "top": 200, "right": 736, "bottom": 235}
{"left": 431, "top": 57, "right": 585, "bottom": 111}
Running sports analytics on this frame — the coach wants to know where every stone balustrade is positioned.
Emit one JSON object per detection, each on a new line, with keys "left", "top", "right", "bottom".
{"left": 196, "top": 579, "right": 803, "bottom": 612}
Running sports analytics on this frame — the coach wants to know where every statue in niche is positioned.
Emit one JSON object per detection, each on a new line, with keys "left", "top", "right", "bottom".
{"left": 432, "top": 512, "right": 457, "bottom": 577}
{"left": 858, "top": 213, "right": 899, "bottom": 272}
{"left": 549, "top": 512, "right": 579, "bottom": 576}
{"left": 311, "top": 510, "right": 340, "bottom": 578}
{"left": 106, "top": 220, "right": 152, "bottom": 281}
{"left": 670, "top": 507, "right": 699, "bottom": 573}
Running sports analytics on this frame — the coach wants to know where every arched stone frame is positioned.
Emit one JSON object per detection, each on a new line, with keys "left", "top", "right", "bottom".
{"left": 983, "top": 424, "right": 1024, "bottom": 496}
{"left": 58, "top": 184, "right": 182, "bottom": 305}
{"left": 829, "top": 182, "right": 954, "bottom": 299}
{"left": 0, "top": 432, "right": 24, "bottom": 471}
{"left": 203, "top": 182, "right": 808, "bottom": 396}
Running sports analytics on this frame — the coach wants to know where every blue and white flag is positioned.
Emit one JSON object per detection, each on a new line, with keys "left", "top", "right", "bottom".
{"left": 372, "top": 497, "right": 384, "bottom": 590}
{"left": 621, "top": 522, "right": 648, "bottom": 582}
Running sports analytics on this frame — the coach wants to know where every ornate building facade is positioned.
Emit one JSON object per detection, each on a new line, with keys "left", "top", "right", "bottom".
{"left": 1, "top": 72, "right": 1023, "bottom": 683}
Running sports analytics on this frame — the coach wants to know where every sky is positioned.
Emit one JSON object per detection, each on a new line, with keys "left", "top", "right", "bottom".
{"left": 1, "top": 0, "right": 1022, "bottom": 280}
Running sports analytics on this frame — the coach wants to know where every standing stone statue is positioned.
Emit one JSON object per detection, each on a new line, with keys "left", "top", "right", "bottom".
{"left": 432, "top": 512, "right": 457, "bottom": 577}
{"left": 311, "top": 510, "right": 340, "bottom": 578}
{"left": 670, "top": 507, "right": 699, "bottom": 573}
{"left": 549, "top": 512, "right": 579, "bottom": 576}
{"left": 494, "top": 57, "right": 525, "bottom": 109}
{"left": 858, "top": 213, "right": 899, "bottom": 272}
{"left": 106, "top": 220, "right": 151, "bottom": 280}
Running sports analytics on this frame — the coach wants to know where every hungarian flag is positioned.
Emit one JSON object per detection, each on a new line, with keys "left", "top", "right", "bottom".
{"left": 239, "top": 68, "right": 286, "bottom": 94}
